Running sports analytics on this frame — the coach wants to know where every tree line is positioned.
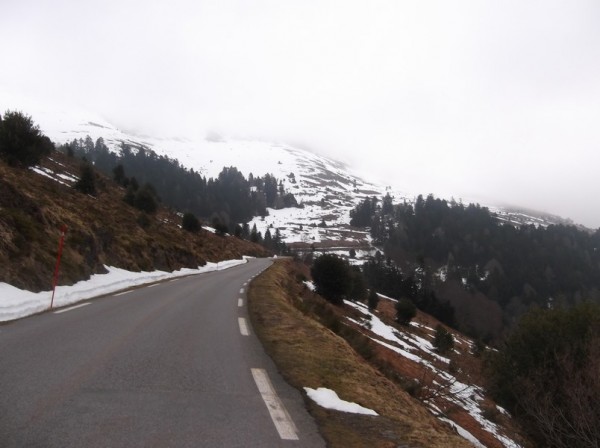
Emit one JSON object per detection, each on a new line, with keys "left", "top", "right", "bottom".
{"left": 0, "top": 111, "right": 294, "bottom": 254}
{"left": 350, "top": 193, "right": 600, "bottom": 338}
{"left": 62, "top": 136, "right": 299, "bottom": 230}
{"left": 319, "top": 189, "right": 600, "bottom": 447}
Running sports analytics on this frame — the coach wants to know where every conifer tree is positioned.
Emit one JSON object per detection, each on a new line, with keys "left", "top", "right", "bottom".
{"left": 311, "top": 254, "right": 352, "bottom": 305}
{"left": 368, "top": 289, "right": 379, "bottom": 311}
{"left": 264, "top": 228, "right": 273, "bottom": 248}
{"left": 182, "top": 212, "right": 201, "bottom": 232}
{"left": 433, "top": 325, "right": 454, "bottom": 354}
{"left": 396, "top": 298, "right": 416, "bottom": 325}
{"left": 113, "top": 164, "right": 126, "bottom": 186}
{"left": 0, "top": 111, "right": 53, "bottom": 167}
{"left": 212, "top": 215, "right": 228, "bottom": 236}
{"left": 133, "top": 183, "right": 158, "bottom": 213}
{"left": 250, "top": 224, "right": 259, "bottom": 243}
{"left": 75, "top": 163, "right": 97, "bottom": 196}
{"left": 234, "top": 224, "right": 243, "bottom": 238}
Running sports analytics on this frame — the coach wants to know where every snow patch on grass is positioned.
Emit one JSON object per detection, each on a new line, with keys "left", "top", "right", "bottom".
{"left": 343, "top": 299, "right": 522, "bottom": 448}
{"left": 304, "top": 387, "right": 378, "bottom": 416}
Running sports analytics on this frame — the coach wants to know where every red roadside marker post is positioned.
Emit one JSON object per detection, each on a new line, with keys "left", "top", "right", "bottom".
{"left": 50, "top": 225, "right": 68, "bottom": 310}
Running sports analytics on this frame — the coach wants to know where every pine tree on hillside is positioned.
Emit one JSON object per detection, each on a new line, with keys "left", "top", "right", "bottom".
{"left": 113, "top": 164, "right": 127, "bottom": 186}
{"left": 263, "top": 174, "right": 278, "bottom": 207}
{"left": 433, "top": 325, "right": 454, "bottom": 354}
{"left": 75, "top": 163, "right": 97, "bottom": 196}
{"left": 264, "top": 228, "right": 273, "bottom": 248}
{"left": 234, "top": 224, "right": 243, "bottom": 238}
{"left": 84, "top": 136, "right": 94, "bottom": 153}
{"left": 311, "top": 254, "right": 352, "bottom": 305}
{"left": 349, "top": 266, "right": 367, "bottom": 302}
{"left": 396, "top": 298, "right": 417, "bottom": 325}
{"left": 133, "top": 183, "right": 158, "bottom": 213}
{"left": 368, "top": 289, "right": 379, "bottom": 311}
{"left": 250, "top": 224, "right": 260, "bottom": 243}
{"left": 0, "top": 111, "right": 53, "bottom": 167}
{"left": 382, "top": 192, "right": 394, "bottom": 215}
{"left": 182, "top": 212, "right": 201, "bottom": 232}
{"left": 212, "top": 215, "right": 228, "bottom": 236}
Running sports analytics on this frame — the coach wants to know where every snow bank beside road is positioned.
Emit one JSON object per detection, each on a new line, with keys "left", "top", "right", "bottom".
{"left": 304, "top": 387, "right": 378, "bottom": 416}
{"left": 0, "top": 259, "right": 248, "bottom": 322}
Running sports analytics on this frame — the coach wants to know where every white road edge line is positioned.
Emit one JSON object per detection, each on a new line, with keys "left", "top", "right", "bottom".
{"left": 238, "top": 298, "right": 243, "bottom": 307}
{"left": 251, "top": 368, "right": 299, "bottom": 441}
{"left": 53, "top": 303, "right": 90, "bottom": 314}
{"left": 238, "top": 317, "right": 250, "bottom": 336}
{"left": 114, "top": 291, "right": 131, "bottom": 297}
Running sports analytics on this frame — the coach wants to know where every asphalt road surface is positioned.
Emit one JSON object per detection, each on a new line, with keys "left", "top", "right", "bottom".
{"left": 0, "top": 258, "right": 325, "bottom": 447}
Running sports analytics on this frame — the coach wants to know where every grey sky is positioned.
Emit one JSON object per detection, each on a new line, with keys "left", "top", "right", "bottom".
{"left": 2, "top": 1, "right": 600, "bottom": 227}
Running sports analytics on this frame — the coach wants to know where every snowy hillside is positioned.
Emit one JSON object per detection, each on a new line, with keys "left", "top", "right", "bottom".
{"left": 343, "top": 298, "right": 522, "bottom": 448}
{"left": 16, "top": 102, "right": 408, "bottom": 254}
{"left": 7, "top": 98, "right": 580, "bottom": 254}
{"left": 335, "top": 292, "right": 524, "bottom": 448}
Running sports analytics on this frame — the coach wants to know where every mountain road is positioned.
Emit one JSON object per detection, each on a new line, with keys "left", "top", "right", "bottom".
{"left": 0, "top": 258, "right": 325, "bottom": 447}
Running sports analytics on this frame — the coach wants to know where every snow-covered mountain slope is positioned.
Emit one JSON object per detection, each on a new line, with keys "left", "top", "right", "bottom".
{"left": 12, "top": 101, "right": 583, "bottom": 255}
{"left": 22, "top": 106, "right": 407, "bottom": 253}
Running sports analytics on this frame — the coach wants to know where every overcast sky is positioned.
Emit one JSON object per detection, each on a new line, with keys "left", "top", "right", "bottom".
{"left": 2, "top": 1, "right": 600, "bottom": 227}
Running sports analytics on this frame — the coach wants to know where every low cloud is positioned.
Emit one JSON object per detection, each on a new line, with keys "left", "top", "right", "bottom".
{"left": 2, "top": 0, "right": 599, "bottom": 227}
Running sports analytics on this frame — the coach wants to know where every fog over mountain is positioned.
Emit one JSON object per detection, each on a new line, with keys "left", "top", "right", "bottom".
{"left": 2, "top": 1, "right": 600, "bottom": 228}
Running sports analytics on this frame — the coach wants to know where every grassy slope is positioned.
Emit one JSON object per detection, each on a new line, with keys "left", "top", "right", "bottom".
{"left": 248, "top": 259, "right": 473, "bottom": 448}
{"left": 0, "top": 150, "right": 269, "bottom": 291}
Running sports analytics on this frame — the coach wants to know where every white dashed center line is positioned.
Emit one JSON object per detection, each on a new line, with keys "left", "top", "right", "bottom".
{"left": 238, "top": 298, "right": 243, "bottom": 307}
{"left": 239, "top": 288, "right": 245, "bottom": 294}
{"left": 251, "top": 368, "right": 299, "bottom": 440}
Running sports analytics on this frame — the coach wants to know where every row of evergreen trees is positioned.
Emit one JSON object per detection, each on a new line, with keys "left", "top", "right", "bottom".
{"left": 62, "top": 137, "right": 298, "bottom": 228}
{"left": 350, "top": 193, "right": 600, "bottom": 337}
{"left": 362, "top": 256, "right": 455, "bottom": 326}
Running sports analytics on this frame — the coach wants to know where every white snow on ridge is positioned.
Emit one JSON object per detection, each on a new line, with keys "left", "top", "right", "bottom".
{"left": 0, "top": 259, "right": 247, "bottom": 323}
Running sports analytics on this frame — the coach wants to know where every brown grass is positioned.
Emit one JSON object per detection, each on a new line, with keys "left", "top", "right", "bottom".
{"left": 373, "top": 295, "right": 527, "bottom": 447}
{"left": 248, "top": 259, "right": 472, "bottom": 448}
{"left": 0, "top": 151, "right": 269, "bottom": 291}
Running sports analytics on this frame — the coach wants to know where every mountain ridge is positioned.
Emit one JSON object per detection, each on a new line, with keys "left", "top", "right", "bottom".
{"left": 12, "top": 103, "right": 587, "bottom": 258}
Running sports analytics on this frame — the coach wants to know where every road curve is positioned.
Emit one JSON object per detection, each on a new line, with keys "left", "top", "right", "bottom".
{"left": 0, "top": 258, "right": 325, "bottom": 447}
